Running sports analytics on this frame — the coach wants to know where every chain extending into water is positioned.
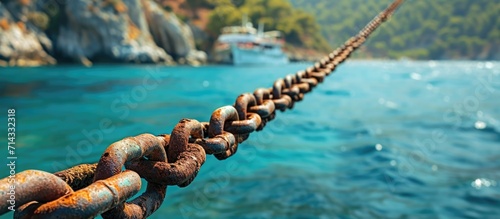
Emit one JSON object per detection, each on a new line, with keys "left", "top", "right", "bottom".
{"left": 0, "top": 1, "right": 404, "bottom": 218}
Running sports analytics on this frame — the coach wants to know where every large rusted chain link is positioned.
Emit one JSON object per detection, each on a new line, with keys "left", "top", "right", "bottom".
{"left": 0, "top": 170, "right": 74, "bottom": 216}
{"left": 0, "top": 0, "right": 404, "bottom": 218}
{"left": 16, "top": 171, "right": 141, "bottom": 219}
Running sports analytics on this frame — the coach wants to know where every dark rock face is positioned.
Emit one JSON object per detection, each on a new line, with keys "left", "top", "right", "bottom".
{"left": 0, "top": 1, "right": 56, "bottom": 67}
{"left": 144, "top": 0, "right": 206, "bottom": 65}
{"left": 57, "top": 0, "right": 172, "bottom": 66}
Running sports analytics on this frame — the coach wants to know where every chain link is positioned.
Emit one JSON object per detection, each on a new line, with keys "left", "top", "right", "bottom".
{"left": 0, "top": 0, "right": 404, "bottom": 218}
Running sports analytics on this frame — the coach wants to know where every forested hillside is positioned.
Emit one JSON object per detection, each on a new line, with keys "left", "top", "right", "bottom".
{"left": 290, "top": 0, "right": 500, "bottom": 60}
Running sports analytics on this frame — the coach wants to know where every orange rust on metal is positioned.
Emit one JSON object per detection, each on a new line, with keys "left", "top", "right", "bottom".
{"left": 17, "top": 170, "right": 141, "bottom": 219}
{"left": 273, "top": 95, "right": 293, "bottom": 111}
{"left": 295, "top": 83, "right": 311, "bottom": 93}
{"left": 205, "top": 106, "right": 241, "bottom": 159}
{"left": 308, "top": 74, "right": 324, "bottom": 83}
{"left": 0, "top": 170, "right": 73, "bottom": 215}
{"left": 282, "top": 86, "right": 302, "bottom": 101}
{"left": 300, "top": 78, "right": 319, "bottom": 88}
{"left": 126, "top": 143, "right": 206, "bottom": 186}
{"left": 253, "top": 88, "right": 271, "bottom": 105}
{"left": 226, "top": 112, "right": 262, "bottom": 135}
{"left": 93, "top": 134, "right": 168, "bottom": 218}
{"left": 208, "top": 106, "right": 239, "bottom": 138}
{"left": 249, "top": 99, "right": 275, "bottom": 119}
{"left": 126, "top": 119, "right": 206, "bottom": 187}
{"left": 94, "top": 134, "right": 167, "bottom": 181}
{"left": 234, "top": 93, "right": 257, "bottom": 120}
{"left": 228, "top": 93, "right": 263, "bottom": 135}
{"left": 156, "top": 134, "right": 171, "bottom": 151}
{"left": 55, "top": 163, "right": 98, "bottom": 191}
{"left": 272, "top": 79, "right": 285, "bottom": 99}
{"left": 168, "top": 119, "right": 204, "bottom": 162}
{"left": 101, "top": 182, "right": 166, "bottom": 219}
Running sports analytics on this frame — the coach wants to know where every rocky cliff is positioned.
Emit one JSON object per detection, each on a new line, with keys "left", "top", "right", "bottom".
{"left": 0, "top": 1, "right": 56, "bottom": 67}
{"left": 0, "top": 0, "right": 207, "bottom": 67}
{"left": 144, "top": 0, "right": 206, "bottom": 65}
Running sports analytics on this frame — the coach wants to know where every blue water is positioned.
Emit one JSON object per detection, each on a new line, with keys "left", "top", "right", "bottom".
{"left": 1, "top": 61, "right": 499, "bottom": 219}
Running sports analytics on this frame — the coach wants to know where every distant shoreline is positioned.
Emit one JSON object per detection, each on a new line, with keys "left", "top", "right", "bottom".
{"left": 2, "top": 59, "right": 498, "bottom": 69}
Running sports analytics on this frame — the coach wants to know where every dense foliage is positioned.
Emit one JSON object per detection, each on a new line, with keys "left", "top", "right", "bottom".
{"left": 203, "top": 0, "right": 331, "bottom": 52}
{"left": 290, "top": 0, "right": 500, "bottom": 60}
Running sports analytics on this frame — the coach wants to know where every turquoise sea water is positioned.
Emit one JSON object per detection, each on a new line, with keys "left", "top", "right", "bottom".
{"left": 0, "top": 61, "right": 500, "bottom": 218}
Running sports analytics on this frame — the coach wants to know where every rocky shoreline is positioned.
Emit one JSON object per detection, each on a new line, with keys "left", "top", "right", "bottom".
{"left": 0, "top": 0, "right": 207, "bottom": 67}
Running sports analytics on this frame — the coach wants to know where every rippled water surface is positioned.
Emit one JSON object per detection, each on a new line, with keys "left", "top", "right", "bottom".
{"left": 1, "top": 61, "right": 499, "bottom": 219}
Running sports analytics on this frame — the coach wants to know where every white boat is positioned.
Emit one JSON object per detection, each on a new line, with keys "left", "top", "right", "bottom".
{"left": 213, "top": 17, "right": 289, "bottom": 65}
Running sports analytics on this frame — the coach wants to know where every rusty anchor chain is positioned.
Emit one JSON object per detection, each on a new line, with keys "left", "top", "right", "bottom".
{"left": 0, "top": 0, "right": 404, "bottom": 218}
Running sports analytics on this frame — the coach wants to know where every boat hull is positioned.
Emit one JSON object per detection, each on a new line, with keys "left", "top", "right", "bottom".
{"left": 215, "top": 44, "right": 289, "bottom": 65}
